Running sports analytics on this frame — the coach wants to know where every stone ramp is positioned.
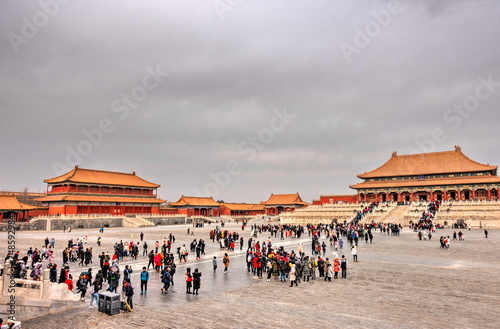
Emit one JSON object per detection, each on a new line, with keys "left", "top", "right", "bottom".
{"left": 381, "top": 205, "right": 410, "bottom": 224}
{"left": 122, "top": 216, "right": 155, "bottom": 227}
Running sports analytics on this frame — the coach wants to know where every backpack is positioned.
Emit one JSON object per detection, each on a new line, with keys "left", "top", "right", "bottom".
{"left": 163, "top": 271, "right": 171, "bottom": 283}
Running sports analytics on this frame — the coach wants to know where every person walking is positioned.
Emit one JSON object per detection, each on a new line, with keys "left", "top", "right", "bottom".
{"left": 76, "top": 273, "right": 88, "bottom": 299}
{"left": 352, "top": 246, "right": 358, "bottom": 262}
{"left": 223, "top": 253, "right": 230, "bottom": 273}
{"left": 124, "top": 282, "right": 134, "bottom": 310}
{"left": 192, "top": 268, "right": 202, "bottom": 295}
{"left": 147, "top": 250, "right": 154, "bottom": 270}
{"left": 340, "top": 255, "right": 348, "bottom": 279}
{"left": 333, "top": 257, "right": 340, "bottom": 279}
{"left": 140, "top": 267, "right": 149, "bottom": 294}
{"left": 212, "top": 256, "right": 217, "bottom": 273}
{"left": 161, "top": 268, "right": 171, "bottom": 294}
{"left": 89, "top": 280, "right": 100, "bottom": 309}
{"left": 484, "top": 229, "right": 488, "bottom": 238}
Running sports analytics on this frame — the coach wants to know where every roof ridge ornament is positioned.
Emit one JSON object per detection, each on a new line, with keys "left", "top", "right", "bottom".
{"left": 455, "top": 145, "right": 461, "bottom": 151}
{"left": 392, "top": 151, "right": 397, "bottom": 157}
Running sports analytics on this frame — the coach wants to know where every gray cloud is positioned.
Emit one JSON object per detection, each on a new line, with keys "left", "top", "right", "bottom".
{"left": 1, "top": 0, "right": 499, "bottom": 203}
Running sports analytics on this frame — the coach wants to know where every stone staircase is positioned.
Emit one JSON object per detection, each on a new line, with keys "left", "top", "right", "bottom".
{"left": 122, "top": 215, "right": 155, "bottom": 227}
{"left": 381, "top": 205, "right": 410, "bottom": 224}
{"left": 191, "top": 216, "right": 218, "bottom": 223}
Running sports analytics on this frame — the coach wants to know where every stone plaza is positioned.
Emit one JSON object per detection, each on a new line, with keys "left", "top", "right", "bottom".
{"left": 0, "top": 220, "right": 498, "bottom": 328}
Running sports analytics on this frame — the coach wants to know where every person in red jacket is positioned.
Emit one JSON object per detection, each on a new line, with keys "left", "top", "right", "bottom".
{"left": 333, "top": 257, "right": 340, "bottom": 279}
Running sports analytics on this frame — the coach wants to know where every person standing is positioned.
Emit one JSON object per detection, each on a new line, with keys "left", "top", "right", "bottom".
{"left": 333, "top": 257, "right": 340, "bottom": 279}
{"left": 49, "top": 264, "right": 57, "bottom": 283}
{"left": 326, "top": 264, "right": 333, "bottom": 281}
{"left": 223, "top": 253, "right": 230, "bottom": 273}
{"left": 340, "top": 255, "right": 348, "bottom": 279}
{"left": 140, "top": 267, "right": 149, "bottom": 294}
{"left": 140, "top": 232, "right": 144, "bottom": 241}
{"left": 289, "top": 264, "right": 298, "bottom": 287}
{"left": 109, "top": 270, "right": 120, "bottom": 293}
{"left": 192, "top": 268, "right": 202, "bottom": 295}
{"left": 143, "top": 241, "right": 148, "bottom": 256}
{"left": 185, "top": 268, "right": 193, "bottom": 294}
{"left": 484, "top": 229, "right": 488, "bottom": 238}
{"left": 123, "top": 265, "right": 133, "bottom": 285}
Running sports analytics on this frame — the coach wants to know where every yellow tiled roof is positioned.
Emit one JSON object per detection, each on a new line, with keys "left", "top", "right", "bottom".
{"left": 44, "top": 166, "right": 160, "bottom": 188}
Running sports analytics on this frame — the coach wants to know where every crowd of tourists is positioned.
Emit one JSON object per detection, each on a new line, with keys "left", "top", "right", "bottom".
{"left": 2, "top": 217, "right": 413, "bottom": 316}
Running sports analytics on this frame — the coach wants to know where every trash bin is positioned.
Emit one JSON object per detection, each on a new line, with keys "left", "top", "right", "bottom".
{"left": 98, "top": 291, "right": 121, "bottom": 315}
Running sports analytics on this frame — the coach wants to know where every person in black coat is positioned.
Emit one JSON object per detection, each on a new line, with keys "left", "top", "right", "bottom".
{"left": 192, "top": 268, "right": 202, "bottom": 295}
{"left": 49, "top": 264, "right": 57, "bottom": 283}
{"left": 58, "top": 268, "right": 67, "bottom": 284}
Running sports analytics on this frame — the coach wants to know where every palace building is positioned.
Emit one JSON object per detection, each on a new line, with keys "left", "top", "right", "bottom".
{"left": 37, "top": 166, "right": 164, "bottom": 215}
{"left": 0, "top": 194, "right": 47, "bottom": 222}
{"left": 350, "top": 146, "right": 500, "bottom": 203}
{"left": 312, "top": 194, "right": 358, "bottom": 205}
{"left": 219, "top": 203, "right": 265, "bottom": 217}
{"left": 261, "top": 193, "right": 308, "bottom": 215}
{"left": 169, "top": 196, "right": 221, "bottom": 217}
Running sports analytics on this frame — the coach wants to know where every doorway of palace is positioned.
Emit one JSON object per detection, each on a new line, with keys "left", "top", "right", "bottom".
{"left": 392, "top": 193, "right": 398, "bottom": 202}
{"left": 464, "top": 190, "right": 471, "bottom": 200}
{"left": 449, "top": 191, "right": 456, "bottom": 200}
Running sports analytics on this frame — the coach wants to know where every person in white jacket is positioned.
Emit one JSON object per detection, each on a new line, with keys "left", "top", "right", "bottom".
{"left": 351, "top": 246, "right": 358, "bottom": 262}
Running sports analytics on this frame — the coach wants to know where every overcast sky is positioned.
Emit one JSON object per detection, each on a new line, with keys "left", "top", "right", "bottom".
{"left": 1, "top": 0, "right": 499, "bottom": 203}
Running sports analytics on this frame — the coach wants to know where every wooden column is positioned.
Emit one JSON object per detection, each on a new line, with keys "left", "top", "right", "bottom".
{"left": 488, "top": 189, "right": 491, "bottom": 200}
{"left": 430, "top": 191, "right": 434, "bottom": 202}
{"left": 410, "top": 191, "right": 414, "bottom": 202}
{"left": 444, "top": 190, "right": 447, "bottom": 201}
{"left": 472, "top": 190, "right": 476, "bottom": 199}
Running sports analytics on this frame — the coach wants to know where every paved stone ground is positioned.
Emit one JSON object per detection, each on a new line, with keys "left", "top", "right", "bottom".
{"left": 3, "top": 224, "right": 499, "bottom": 328}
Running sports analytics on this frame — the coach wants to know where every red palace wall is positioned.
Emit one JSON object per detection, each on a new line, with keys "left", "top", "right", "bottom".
{"left": 159, "top": 208, "right": 179, "bottom": 215}
{"left": 319, "top": 195, "right": 358, "bottom": 204}
{"left": 48, "top": 205, "right": 159, "bottom": 216}
{"left": 27, "top": 209, "right": 49, "bottom": 217}
{"left": 48, "top": 206, "right": 68, "bottom": 215}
